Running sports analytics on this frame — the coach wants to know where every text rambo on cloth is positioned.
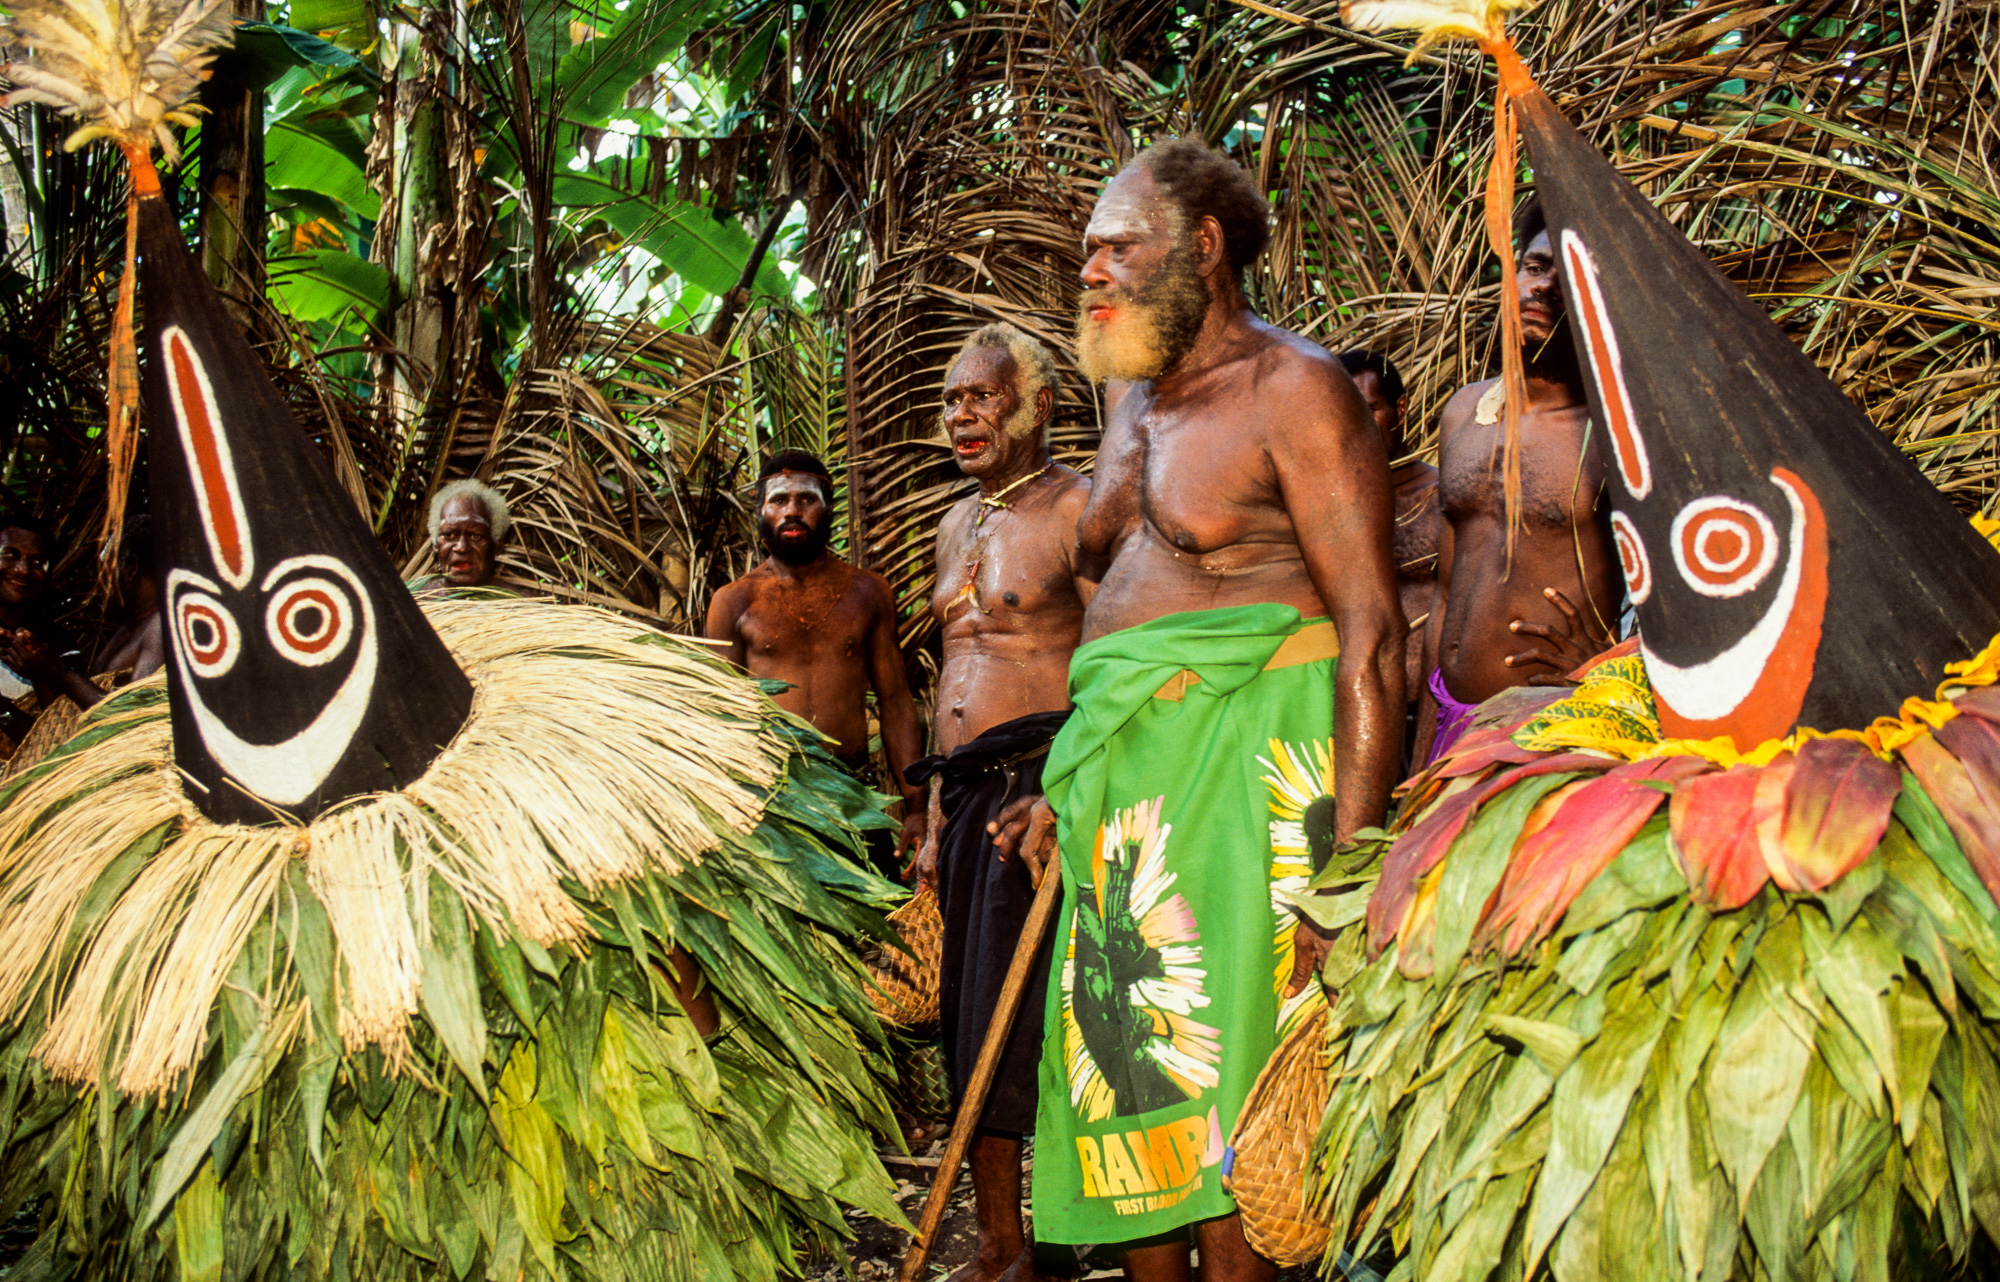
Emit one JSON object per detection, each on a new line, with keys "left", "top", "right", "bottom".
{"left": 1229, "top": 0, "right": 2000, "bottom": 1279}
{"left": 0, "top": 1, "right": 911, "bottom": 1277}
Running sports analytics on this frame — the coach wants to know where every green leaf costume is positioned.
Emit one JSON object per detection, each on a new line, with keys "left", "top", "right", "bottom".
{"left": 0, "top": 614, "right": 911, "bottom": 1282}
{"left": 0, "top": 8, "right": 909, "bottom": 1272}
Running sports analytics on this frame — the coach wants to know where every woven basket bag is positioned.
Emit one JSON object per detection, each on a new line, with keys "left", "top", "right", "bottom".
{"left": 1226, "top": 1002, "right": 1331, "bottom": 1267}
{"left": 867, "top": 887, "right": 943, "bottom": 1026}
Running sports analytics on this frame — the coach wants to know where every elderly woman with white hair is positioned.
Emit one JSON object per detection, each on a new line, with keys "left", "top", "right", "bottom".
{"left": 416, "top": 478, "right": 518, "bottom": 596}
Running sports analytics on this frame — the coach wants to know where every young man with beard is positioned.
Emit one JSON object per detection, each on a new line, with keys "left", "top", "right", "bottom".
{"left": 1340, "top": 349, "right": 1439, "bottom": 748}
{"left": 906, "top": 324, "right": 1095, "bottom": 1282}
{"left": 1413, "top": 203, "right": 1622, "bottom": 765}
{"left": 992, "top": 138, "right": 1403, "bottom": 1282}
{"left": 705, "top": 451, "right": 927, "bottom": 871}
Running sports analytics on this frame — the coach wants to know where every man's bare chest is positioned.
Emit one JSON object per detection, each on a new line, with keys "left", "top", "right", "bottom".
{"left": 1117, "top": 415, "right": 1282, "bottom": 555}
{"left": 935, "top": 518, "right": 1076, "bottom": 622}
{"left": 1394, "top": 480, "right": 1440, "bottom": 578}
{"left": 738, "top": 586, "right": 868, "bottom": 661}
{"left": 1440, "top": 412, "right": 1603, "bottom": 530}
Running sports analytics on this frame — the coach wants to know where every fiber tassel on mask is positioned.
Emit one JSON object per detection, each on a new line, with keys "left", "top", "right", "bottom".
{"left": 0, "top": 0, "right": 231, "bottom": 593}
{"left": 1342, "top": 0, "right": 1540, "bottom": 559}
{"left": 99, "top": 142, "right": 160, "bottom": 596}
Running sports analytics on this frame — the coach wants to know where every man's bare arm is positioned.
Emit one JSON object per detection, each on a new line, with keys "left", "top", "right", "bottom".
{"left": 1271, "top": 356, "right": 1405, "bottom": 995}
{"left": 3, "top": 631, "right": 105, "bottom": 709}
{"left": 701, "top": 583, "right": 749, "bottom": 670}
{"left": 1274, "top": 361, "right": 1405, "bottom": 840}
{"left": 863, "top": 573, "right": 928, "bottom": 860}
{"left": 1058, "top": 483, "right": 1105, "bottom": 605}
{"left": 1411, "top": 517, "right": 1454, "bottom": 766}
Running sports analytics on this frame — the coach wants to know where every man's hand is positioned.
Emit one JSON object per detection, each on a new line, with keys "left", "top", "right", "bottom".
{"left": 988, "top": 795, "right": 1059, "bottom": 886}
{"left": 1506, "top": 587, "right": 1612, "bottom": 685}
{"left": 896, "top": 801, "right": 929, "bottom": 876}
{"left": 1, "top": 628, "right": 64, "bottom": 684}
{"left": 1285, "top": 919, "right": 1334, "bottom": 998}
{"left": 912, "top": 780, "right": 943, "bottom": 893}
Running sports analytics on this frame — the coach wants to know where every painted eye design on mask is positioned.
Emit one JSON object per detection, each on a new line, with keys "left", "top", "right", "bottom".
{"left": 1610, "top": 510, "right": 1652, "bottom": 605}
{"left": 266, "top": 576, "right": 355, "bottom": 667}
{"left": 1670, "top": 496, "right": 1778, "bottom": 598}
{"left": 174, "top": 589, "right": 241, "bottom": 678}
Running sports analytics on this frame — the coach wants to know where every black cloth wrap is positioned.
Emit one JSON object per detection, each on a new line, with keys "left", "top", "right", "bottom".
{"left": 905, "top": 709, "right": 1069, "bottom": 1136}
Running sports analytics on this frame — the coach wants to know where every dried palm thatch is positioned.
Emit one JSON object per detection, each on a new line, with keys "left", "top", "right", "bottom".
{"left": 0, "top": 598, "right": 911, "bottom": 1280}
{"left": 806, "top": 0, "right": 1136, "bottom": 654}
{"left": 816, "top": 0, "right": 2000, "bottom": 660}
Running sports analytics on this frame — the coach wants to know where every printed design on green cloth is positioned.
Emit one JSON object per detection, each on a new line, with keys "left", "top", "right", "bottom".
{"left": 1060, "top": 797, "right": 1220, "bottom": 1120}
{"left": 1262, "top": 737, "right": 1336, "bottom": 1029}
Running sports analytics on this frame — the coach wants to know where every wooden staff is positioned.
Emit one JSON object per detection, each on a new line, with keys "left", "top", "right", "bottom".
{"left": 897, "top": 857, "right": 1063, "bottom": 1282}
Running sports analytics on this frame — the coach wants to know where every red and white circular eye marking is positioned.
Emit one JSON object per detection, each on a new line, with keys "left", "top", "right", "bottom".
{"left": 1611, "top": 510, "right": 1652, "bottom": 605}
{"left": 265, "top": 576, "right": 355, "bottom": 667}
{"left": 1670, "top": 496, "right": 1779, "bottom": 598}
{"left": 175, "top": 592, "right": 242, "bottom": 678}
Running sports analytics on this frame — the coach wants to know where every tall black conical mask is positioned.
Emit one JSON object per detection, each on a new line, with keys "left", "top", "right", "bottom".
{"left": 139, "top": 192, "right": 472, "bottom": 823}
{"left": 1507, "top": 88, "right": 2000, "bottom": 749}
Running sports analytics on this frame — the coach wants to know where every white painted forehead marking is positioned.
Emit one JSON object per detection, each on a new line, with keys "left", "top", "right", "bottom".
{"left": 1085, "top": 172, "right": 1173, "bottom": 242}
{"left": 764, "top": 473, "right": 829, "bottom": 502}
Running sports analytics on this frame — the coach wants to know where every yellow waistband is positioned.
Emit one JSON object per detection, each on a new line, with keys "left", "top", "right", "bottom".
{"left": 1153, "top": 619, "right": 1340, "bottom": 702}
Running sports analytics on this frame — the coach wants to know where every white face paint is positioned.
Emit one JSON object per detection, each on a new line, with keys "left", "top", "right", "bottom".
{"left": 1083, "top": 174, "right": 1172, "bottom": 248}
{"left": 762, "top": 473, "right": 829, "bottom": 508}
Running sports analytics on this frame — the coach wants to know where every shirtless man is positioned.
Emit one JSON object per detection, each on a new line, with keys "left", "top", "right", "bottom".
{"left": 1340, "top": 349, "right": 1439, "bottom": 724}
{"left": 1415, "top": 202, "right": 1621, "bottom": 765}
{"left": 996, "top": 137, "right": 1402, "bottom": 1282}
{"left": 705, "top": 451, "right": 927, "bottom": 870}
{"left": 907, "top": 323, "right": 1093, "bottom": 1282}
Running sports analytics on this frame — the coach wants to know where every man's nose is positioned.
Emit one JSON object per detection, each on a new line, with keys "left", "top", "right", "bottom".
{"left": 1079, "top": 249, "right": 1114, "bottom": 291}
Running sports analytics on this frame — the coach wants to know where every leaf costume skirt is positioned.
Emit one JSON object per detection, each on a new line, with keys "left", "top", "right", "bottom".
{"left": 1303, "top": 633, "right": 2000, "bottom": 1281}
{"left": 1033, "top": 604, "right": 1337, "bottom": 1245}
{"left": 0, "top": 600, "right": 908, "bottom": 1282}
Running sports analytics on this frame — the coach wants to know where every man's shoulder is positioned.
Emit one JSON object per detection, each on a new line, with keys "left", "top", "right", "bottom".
{"left": 708, "top": 568, "right": 770, "bottom": 614}
{"left": 1049, "top": 464, "right": 1092, "bottom": 507}
{"left": 712, "top": 567, "right": 763, "bottom": 598}
{"left": 1439, "top": 379, "right": 1500, "bottom": 433}
{"left": 848, "top": 562, "right": 897, "bottom": 605}
{"left": 1236, "top": 325, "right": 1363, "bottom": 428}
{"left": 1245, "top": 322, "right": 1344, "bottom": 383}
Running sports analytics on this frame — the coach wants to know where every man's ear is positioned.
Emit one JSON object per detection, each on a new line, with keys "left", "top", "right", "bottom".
{"left": 1195, "top": 214, "right": 1228, "bottom": 279}
{"left": 1035, "top": 384, "right": 1055, "bottom": 431}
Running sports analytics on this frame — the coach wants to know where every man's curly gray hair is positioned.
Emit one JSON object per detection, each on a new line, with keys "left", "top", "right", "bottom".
{"left": 946, "top": 323, "right": 1060, "bottom": 444}
{"left": 427, "top": 479, "right": 513, "bottom": 543}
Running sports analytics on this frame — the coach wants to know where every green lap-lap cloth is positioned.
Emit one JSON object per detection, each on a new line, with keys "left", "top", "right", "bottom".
{"left": 1032, "top": 603, "right": 1339, "bottom": 1246}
